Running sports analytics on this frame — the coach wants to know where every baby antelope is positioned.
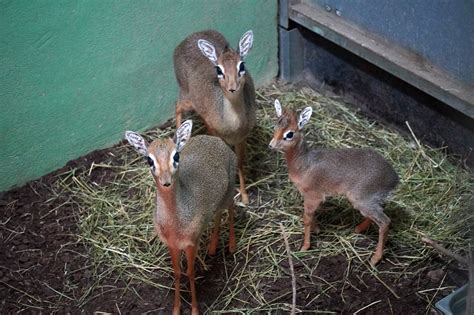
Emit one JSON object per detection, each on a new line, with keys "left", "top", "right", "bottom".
{"left": 125, "top": 120, "right": 237, "bottom": 315}
{"left": 269, "top": 100, "right": 398, "bottom": 266}
{"left": 174, "top": 30, "right": 256, "bottom": 204}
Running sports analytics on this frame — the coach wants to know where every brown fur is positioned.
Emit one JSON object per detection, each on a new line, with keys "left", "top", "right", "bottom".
{"left": 270, "top": 108, "right": 399, "bottom": 266}
{"left": 174, "top": 30, "right": 256, "bottom": 204}
{"left": 147, "top": 135, "right": 237, "bottom": 314}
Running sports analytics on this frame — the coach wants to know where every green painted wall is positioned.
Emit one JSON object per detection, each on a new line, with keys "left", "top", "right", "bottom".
{"left": 0, "top": 0, "right": 278, "bottom": 191}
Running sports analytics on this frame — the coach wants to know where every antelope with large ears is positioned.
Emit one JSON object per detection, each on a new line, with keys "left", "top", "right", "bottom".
{"left": 174, "top": 30, "right": 256, "bottom": 204}
{"left": 269, "top": 100, "right": 399, "bottom": 266}
{"left": 125, "top": 120, "right": 237, "bottom": 314}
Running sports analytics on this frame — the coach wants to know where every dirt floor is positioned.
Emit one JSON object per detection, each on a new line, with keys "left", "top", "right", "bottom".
{"left": 0, "top": 155, "right": 468, "bottom": 314}
{"left": 0, "top": 86, "right": 470, "bottom": 314}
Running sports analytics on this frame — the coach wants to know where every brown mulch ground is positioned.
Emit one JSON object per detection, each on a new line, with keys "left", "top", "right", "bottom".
{"left": 0, "top": 144, "right": 468, "bottom": 314}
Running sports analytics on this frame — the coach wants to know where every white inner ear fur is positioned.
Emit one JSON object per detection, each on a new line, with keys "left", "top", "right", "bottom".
{"left": 197, "top": 39, "right": 218, "bottom": 65}
{"left": 125, "top": 131, "right": 148, "bottom": 156}
{"left": 239, "top": 30, "right": 253, "bottom": 59}
{"left": 175, "top": 120, "right": 193, "bottom": 152}
{"left": 298, "top": 107, "right": 313, "bottom": 130}
{"left": 274, "top": 99, "right": 282, "bottom": 117}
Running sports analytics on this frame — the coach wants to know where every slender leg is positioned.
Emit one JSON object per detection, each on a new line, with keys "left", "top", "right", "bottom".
{"left": 207, "top": 211, "right": 222, "bottom": 255}
{"left": 370, "top": 211, "right": 390, "bottom": 266}
{"left": 312, "top": 218, "right": 321, "bottom": 235}
{"left": 228, "top": 203, "right": 236, "bottom": 253}
{"left": 185, "top": 245, "right": 199, "bottom": 315}
{"left": 168, "top": 247, "right": 181, "bottom": 315}
{"left": 370, "top": 215, "right": 390, "bottom": 266}
{"left": 300, "top": 198, "right": 322, "bottom": 251}
{"left": 354, "top": 203, "right": 390, "bottom": 266}
{"left": 355, "top": 217, "right": 372, "bottom": 233}
{"left": 176, "top": 100, "right": 193, "bottom": 128}
{"left": 235, "top": 141, "right": 249, "bottom": 205}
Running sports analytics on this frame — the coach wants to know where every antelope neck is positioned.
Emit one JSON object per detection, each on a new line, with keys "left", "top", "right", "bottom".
{"left": 284, "top": 140, "right": 310, "bottom": 171}
{"left": 156, "top": 181, "right": 179, "bottom": 220}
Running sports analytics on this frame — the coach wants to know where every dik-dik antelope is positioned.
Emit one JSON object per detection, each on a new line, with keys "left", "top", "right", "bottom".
{"left": 269, "top": 100, "right": 398, "bottom": 265}
{"left": 174, "top": 30, "right": 256, "bottom": 204}
{"left": 125, "top": 121, "right": 237, "bottom": 314}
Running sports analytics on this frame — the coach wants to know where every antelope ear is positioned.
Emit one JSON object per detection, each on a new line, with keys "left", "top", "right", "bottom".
{"left": 125, "top": 131, "right": 148, "bottom": 156}
{"left": 197, "top": 39, "right": 218, "bottom": 65}
{"left": 298, "top": 107, "right": 313, "bottom": 130}
{"left": 274, "top": 99, "right": 282, "bottom": 117}
{"left": 238, "top": 30, "right": 253, "bottom": 59}
{"left": 174, "top": 120, "right": 193, "bottom": 152}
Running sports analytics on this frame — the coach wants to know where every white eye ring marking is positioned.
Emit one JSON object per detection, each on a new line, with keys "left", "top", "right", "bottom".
{"left": 237, "top": 61, "right": 245, "bottom": 76}
{"left": 216, "top": 65, "right": 225, "bottom": 79}
{"left": 283, "top": 130, "right": 295, "bottom": 141}
{"left": 169, "top": 149, "right": 179, "bottom": 169}
{"left": 148, "top": 153, "right": 159, "bottom": 174}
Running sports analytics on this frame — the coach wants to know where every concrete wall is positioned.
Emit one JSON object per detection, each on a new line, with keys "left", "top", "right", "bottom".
{"left": 0, "top": 0, "right": 278, "bottom": 191}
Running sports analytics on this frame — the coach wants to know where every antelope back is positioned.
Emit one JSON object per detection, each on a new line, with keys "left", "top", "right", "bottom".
{"left": 172, "top": 134, "right": 236, "bottom": 226}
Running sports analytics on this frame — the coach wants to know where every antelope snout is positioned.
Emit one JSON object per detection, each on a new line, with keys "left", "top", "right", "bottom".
{"left": 268, "top": 139, "right": 276, "bottom": 150}
{"left": 158, "top": 174, "right": 173, "bottom": 187}
{"left": 227, "top": 79, "right": 238, "bottom": 93}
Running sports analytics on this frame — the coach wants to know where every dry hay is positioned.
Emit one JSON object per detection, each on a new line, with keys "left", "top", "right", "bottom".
{"left": 52, "top": 83, "right": 472, "bottom": 313}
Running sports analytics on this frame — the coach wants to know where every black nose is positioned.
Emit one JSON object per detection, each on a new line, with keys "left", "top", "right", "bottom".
{"left": 163, "top": 182, "right": 171, "bottom": 187}
{"left": 268, "top": 144, "right": 273, "bottom": 149}
{"left": 229, "top": 89, "right": 236, "bottom": 93}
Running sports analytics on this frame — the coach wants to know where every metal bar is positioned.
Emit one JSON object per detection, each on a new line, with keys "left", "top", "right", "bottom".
{"left": 279, "top": 27, "right": 304, "bottom": 82}
{"left": 279, "top": 0, "right": 289, "bottom": 29}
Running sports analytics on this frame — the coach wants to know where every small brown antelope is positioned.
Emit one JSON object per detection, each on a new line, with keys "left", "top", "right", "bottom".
{"left": 174, "top": 30, "right": 256, "bottom": 204}
{"left": 125, "top": 120, "right": 237, "bottom": 315}
{"left": 269, "top": 100, "right": 399, "bottom": 266}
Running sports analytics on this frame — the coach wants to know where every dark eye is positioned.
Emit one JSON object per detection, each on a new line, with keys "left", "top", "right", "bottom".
{"left": 146, "top": 156, "right": 154, "bottom": 167}
{"left": 172, "top": 152, "right": 180, "bottom": 168}
{"left": 284, "top": 131, "right": 294, "bottom": 140}
{"left": 239, "top": 62, "right": 245, "bottom": 73}
{"left": 215, "top": 66, "right": 224, "bottom": 78}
